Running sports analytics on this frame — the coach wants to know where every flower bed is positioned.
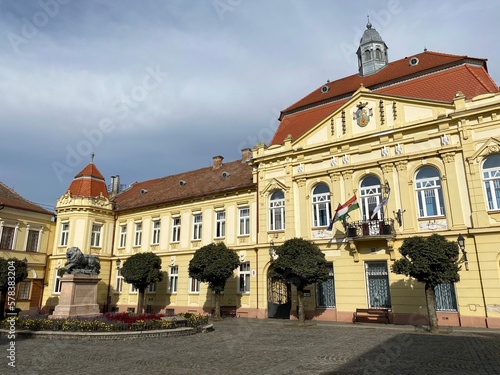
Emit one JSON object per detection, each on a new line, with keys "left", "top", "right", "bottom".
{"left": 1, "top": 312, "right": 209, "bottom": 332}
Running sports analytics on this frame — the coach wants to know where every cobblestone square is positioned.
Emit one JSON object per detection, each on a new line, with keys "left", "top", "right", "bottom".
{"left": 2, "top": 319, "right": 500, "bottom": 374}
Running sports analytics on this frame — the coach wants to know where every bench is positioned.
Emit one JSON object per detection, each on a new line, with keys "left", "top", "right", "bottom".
{"left": 353, "top": 308, "right": 391, "bottom": 324}
{"left": 220, "top": 306, "right": 237, "bottom": 317}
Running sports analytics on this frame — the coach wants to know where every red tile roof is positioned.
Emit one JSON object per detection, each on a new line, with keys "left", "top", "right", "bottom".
{"left": 67, "top": 163, "right": 109, "bottom": 198}
{"left": 113, "top": 159, "right": 255, "bottom": 211}
{"left": 0, "top": 181, "right": 53, "bottom": 215}
{"left": 271, "top": 51, "right": 499, "bottom": 145}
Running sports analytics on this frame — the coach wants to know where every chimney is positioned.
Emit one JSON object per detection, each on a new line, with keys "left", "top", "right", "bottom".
{"left": 212, "top": 155, "right": 224, "bottom": 170}
{"left": 241, "top": 148, "right": 252, "bottom": 162}
{"left": 110, "top": 175, "right": 121, "bottom": 197}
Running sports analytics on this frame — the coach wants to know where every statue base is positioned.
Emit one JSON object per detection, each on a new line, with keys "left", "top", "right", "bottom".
{"left": 50, "top": 274, "right": 101, "bottom": 319}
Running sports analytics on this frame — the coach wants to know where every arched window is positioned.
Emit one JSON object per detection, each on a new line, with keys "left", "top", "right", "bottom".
{"left": 375, "top": 49, "right": 382, "bottom": 59}
{"left": 269, "top": 190, "right": 285, "bottom": 231}
{"left": 360, "top": 176, "right": 382, "bottom": 220}
{"left": 482, "top": 154, "right": 500, "bottom": 210}
{"left": 364, "top": 49, "right": 371, "bottom": 60}
{"left": 415, "top": 167, "right": 445, "bottom": 218}
{"left": 312, "top": 184, "right": 332, "bottom": 227}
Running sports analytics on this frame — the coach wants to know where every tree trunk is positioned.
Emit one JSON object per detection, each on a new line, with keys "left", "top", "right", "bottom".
{"left": 137, "top": 288, "right": 145, "bottom": 314}
{"left": 213, "top": 292, "right": 221, "bottom": 320}
{"left": 425, "top": 283, "right": 439, "bottom": 333}
{"left": 297, "top": 288, "right": 305, "bottom": 325}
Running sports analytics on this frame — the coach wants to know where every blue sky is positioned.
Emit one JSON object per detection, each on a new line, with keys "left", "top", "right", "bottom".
{"left": 1, "top": 0, "right": 499, "bottom": 210}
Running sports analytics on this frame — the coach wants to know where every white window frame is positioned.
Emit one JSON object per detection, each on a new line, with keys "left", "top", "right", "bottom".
{"left": 151, "top": 219, "right": 161, "bottom": 245}
{"left": 360, "top": 176, "right": 382, "bottom": 221}
{"left": 238, "top": 262, "right": 250, "bottom": 293}
{"left": 215, "top": 211, "right": 226, "bottom": 239}
{"left": 90, "top": 224, "right": 102, "bottom": 247}
{"left": 189, "top": 277, "right": 200, "bottom": 293}
{"left": 25, "top": 227, "right": 42, "bottom": 252}
{"left": 119, "top": 224, "right": 127, "bottom": 248}
{"left": 115, "top": 269, "right": 124, "bottom": 294}
{"left": 192, "top": 214, "right": 202, "bottom": 241}
{"left": 130, "top": 284, "right": 138, "bottom": 294}
{"left": 483, "top": 155, "right": 500, "bottom": 211}
{"left": 311, "top": 184, "right": 332, "bottom": 227}
{"left": 171, "top": 217, "right": 181, "bottom": 243}
{"left": 60, "top": 223, "right": 69, "bottom": 247}
{"left": 415, "top": 167, "right": 445, "bottom": 218}
{"left": 54, "top": 270, "right": 62, "bottom": 294}
{"left": 238, "top": 207, "right": 250, "bottom": 236}
{"left": 269, "top": 190, "right": 285, "bottom": 231}
{"left": 168, "top": 266, "right": 178, "bottom": 294}
{"left": 147, "top": 282, "right": 157, "bottom": 294}
{"left": 134, "top": 222, "right": 142, "bottom": 247}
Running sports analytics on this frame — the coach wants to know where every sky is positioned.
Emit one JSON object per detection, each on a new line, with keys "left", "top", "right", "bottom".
{"left": 1, "top": 0, "right": 499, "bottom": 211}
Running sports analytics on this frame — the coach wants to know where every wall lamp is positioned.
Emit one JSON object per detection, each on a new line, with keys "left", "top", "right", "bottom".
{"left": 269, "top": 240, "right": 278, "bottom": 260}
{"left": 457, "top": 234, "right": 468, "bottom": 271}
{"left": 116, "top": 258, "right": 122, "bottom": 270}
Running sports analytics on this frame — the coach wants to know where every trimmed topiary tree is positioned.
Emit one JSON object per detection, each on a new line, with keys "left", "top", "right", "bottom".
{"left": 120, "top": 252, "right": 163, "bottom": 314}
{"left": 391, "top": 234, "right": 460, "bottom": 333}
{"left": 188, "top": 242, "right": 240, "bottom": 319}
{"left": 272, "top": 238, "right": 329, "bottom": 325}
{"left": 0, "top": 258, "right": 28, "bottom": 319}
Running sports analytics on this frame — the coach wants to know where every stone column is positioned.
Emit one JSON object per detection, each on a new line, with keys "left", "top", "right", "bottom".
{"left": 440, "top": 152, "right": 466, "bottom": 229}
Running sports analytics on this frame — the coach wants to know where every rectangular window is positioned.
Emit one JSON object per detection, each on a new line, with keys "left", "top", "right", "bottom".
{"left": 60, "top": 223, "right": 69, "bottom": 247}
{"left": 435, "top": 282, "right": 458, "bottom": 311}
{"left": 134, "top": 222, "right": 142, "bottom": 247}
{"left": 152, "top": 220, "right": 161, "bottom": 245}
{"left": 168, "top": 266, "right": 178, "bottom": 293}
{"left": 54, "top": 271, "right": 62, "bottom": 294}
{"left": 147, "top": 282, "right": 157, "bottom": 294}
{"left": 115, "top": 269, "right": 123, "bottom": 293}
{"left": 316, "top": 263, "right": 335, "bottom": 307}
{"left": 26, "top": 230, "right": 40, "bottom": 252}
{"left": 17, "top": 281, "right": 31, "bottom": 300}
{"left": 189, "top": 278, "right": 200, "bottom": 293}
{"left": 130, "top": 284, "right": 138, "bottom": 294}
{"left": 215, "top": 211, "right": 226, "bottom": 238}
{"left": 238, "top": 262, "right": 250, "bottom": 293}
{"left": 193, "top": 214, "right": 202, "bottom": 240}
{"left": 119, "top": 224, "right": 127, "bottom": 248}
{"left": 171, "top": 217, "right": 181, "bottom": 243}
{"left": 239, "top": 208, "right": 250, "bottom": 236}
{"left": 90, "top": 224, "right": 102, "bottom": 247}
{"left": 0, "top": 226, "right": 15, "bottom": 250}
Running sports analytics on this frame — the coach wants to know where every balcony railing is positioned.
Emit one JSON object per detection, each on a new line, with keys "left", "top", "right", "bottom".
{"left": 346, "top": 219, "right": 395, "bottom": 238}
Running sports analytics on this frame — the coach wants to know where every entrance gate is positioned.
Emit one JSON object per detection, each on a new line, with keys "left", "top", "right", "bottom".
{"left": 267, "top": 269, "right": 291, "bottom": 319}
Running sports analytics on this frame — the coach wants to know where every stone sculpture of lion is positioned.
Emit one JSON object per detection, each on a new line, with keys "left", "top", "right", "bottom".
{"left": 63, "top": 247, "right": 101, "bottom": 275}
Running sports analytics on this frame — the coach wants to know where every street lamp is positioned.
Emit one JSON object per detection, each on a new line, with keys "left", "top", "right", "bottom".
{"left": 457, "top": 234, "right": 468, "bottom": 271}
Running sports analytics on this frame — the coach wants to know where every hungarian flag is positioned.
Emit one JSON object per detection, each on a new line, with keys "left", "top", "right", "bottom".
{"left": 332, "top": 195, "right": 359, "bottom": 223}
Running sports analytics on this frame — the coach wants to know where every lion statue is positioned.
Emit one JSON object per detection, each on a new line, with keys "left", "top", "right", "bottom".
{"left": 63, "top": 247, "right": 101, "bottom": 275}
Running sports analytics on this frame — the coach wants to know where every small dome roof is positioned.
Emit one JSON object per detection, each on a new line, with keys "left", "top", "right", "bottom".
{"left": 360, "top": 22, "right": 384, "bottom": 44}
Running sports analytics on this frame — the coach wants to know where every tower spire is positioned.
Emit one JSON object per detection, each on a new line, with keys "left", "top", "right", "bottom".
{"left": 356, "top": 19, "right": 389, "bottom": 76}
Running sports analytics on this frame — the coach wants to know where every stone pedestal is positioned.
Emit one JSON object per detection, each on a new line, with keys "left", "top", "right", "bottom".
{"left": 50, "top": 274, "right": 101, "bottom": 319}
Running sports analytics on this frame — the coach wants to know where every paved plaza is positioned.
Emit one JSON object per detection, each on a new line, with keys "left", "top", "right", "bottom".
{"left": 2, "top": 318, "right": 500, "bottom": 375}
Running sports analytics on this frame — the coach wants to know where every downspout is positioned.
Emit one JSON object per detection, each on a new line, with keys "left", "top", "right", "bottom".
{"left": 254, "top": 163, "right": 260, "bottom": 318}
{"left": 470, "top": 232, "right": 489, "bottom": 327}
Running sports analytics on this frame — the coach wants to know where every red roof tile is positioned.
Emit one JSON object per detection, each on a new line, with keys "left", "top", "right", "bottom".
{"left": 0, "top": 181, "right": 53, "bottom": 215}
{"left": 67, "top": 163, "right": 109, "bottom": 198}
{"left": 113, "top": 159, "right": 255, "bottom": 211}
{"left": 272, "top": 51, "right": 499, "bottom": 146}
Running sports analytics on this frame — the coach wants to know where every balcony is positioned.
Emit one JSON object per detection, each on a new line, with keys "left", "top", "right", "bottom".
{"left": 345, "top": 219, "right": 396, "bottom": 262}
{"left": 346, "top": 219, "right": 395, "bottom": 239}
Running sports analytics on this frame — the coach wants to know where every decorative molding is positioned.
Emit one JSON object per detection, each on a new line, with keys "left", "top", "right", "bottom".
{"left": 395, "top": 160, "right": 408, "bottom": 171}
{"left": 329, "top": 172, "right": 341, "bottom": 182}
{"left": 342, "top": 170, "right": 354, "bottom": 180}
{"left": 330, "top": 156, "right": 337, "bottom": 167}
{"left": 260, "top": 178, "right": 289, "bottom": 196}
{"left": 296, "top": 178, "right": 307, "bottom": 188}
{"left": 342, "top": 154, "right": 350, "bottom": 165}
{"left": 381, "top": 163, "right": 393, "bottom": 174}
{"left": 381, "top": 146, "right": 389, "bottom": 157}
{"left": 347, "top": 240, "right": 359, "bottom": 262}
{"left": 395, "top": 143, "right": 403, "bottom": 155}
{"left": 468, "top": 137, "right": 500, "bottom": 164}
{"left": 441, "top": 152, "right": 456, "bottom": 163}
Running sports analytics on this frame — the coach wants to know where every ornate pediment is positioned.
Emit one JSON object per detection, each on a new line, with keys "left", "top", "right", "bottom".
{"left": 468, "top": 137, "right": 500, "bottom": 164}
{"left": 260, "top": 178, "right": 289, "bottom": 196}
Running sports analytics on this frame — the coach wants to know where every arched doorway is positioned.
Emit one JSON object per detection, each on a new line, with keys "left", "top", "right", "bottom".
{"left": 267, "top": 267, "right": 291, "bottom": 319}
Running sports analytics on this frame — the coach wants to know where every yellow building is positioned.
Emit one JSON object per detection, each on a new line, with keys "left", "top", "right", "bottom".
{"left": 0, "top": 181, "right": 55, "bottom": 314}
{"left": 38, "top": 22, "right": 500, "bottom": 328}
